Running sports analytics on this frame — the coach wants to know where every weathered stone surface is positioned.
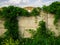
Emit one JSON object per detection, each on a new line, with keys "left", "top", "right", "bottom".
{"left": 0, "top": 11, "right": 60, "bottom": 38}
{"left": 18, "top": 11, "right": 60, "bottom": 38}
{"left": 0, "top": 20, "right": 6, "bottom": 36}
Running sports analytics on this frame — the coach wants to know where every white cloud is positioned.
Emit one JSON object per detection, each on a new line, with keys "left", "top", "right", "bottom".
{"left": 22, "top": 0, "right": 29, "bottom": 3}
{"left": 38, "top": 0, "right": 42, "bottom": 2}
{"left": 14, "top": 0, "right": 60, "bottom": 7}
{"left": 0, "top": 0, "right": 60, "bottom": 7}
{"left": 8, "top": 0, "right": 29, "bottom": 5}
{"left": 0, "top": 0, "right": 29, "bottom": 7}
{"left": 8, "top": 0, "right": 21, "bottom": 4}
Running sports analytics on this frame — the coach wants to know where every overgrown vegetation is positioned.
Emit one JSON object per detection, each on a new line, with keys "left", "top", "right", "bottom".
{"left": 1, "top": 37, "right": 19, "bottom": 45}
{"left": 0, "top": 1, "right": 60, "bottom": 45}
{"left": 0, "top": 6, "right": 20, "bottom": 40}
{"left": 0, "top": 6, "right": 41, "bottom": 45}
{"left": 42, "top": 1, "right": 60, "bottom": 25}
{"left": 31, "top": 7, "right": 41, "bottom": 16}
{"left": 0, "top": 6, "right": 41, "bottom": 40}
{"left": 0, "top": 21, "right": 60, "bottom": 45}
{"left": 23, "top": 21, "right": 60, "bottom": 45}
{"left": 27, "top": 21, "right": 55, "bottom": 45}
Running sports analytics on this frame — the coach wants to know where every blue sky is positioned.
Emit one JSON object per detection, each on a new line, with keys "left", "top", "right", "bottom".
{"left": 0, "top": 0, "right": 60, "bottom": 7}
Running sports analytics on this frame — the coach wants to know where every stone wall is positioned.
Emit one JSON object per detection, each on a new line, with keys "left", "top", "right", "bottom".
{"left": 0, "top": 20, "right": 6, "bottom": 36}
{"left": 18, "top": 11, "right": 47, "bottom": 38}
{"left": 18, "top": 11, "right": 60, "bottom": 38}
{"left": 0, "top": 11, "right": 60, "bottom": 37}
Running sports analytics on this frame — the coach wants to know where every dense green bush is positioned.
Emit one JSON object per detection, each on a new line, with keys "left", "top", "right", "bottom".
{"left": 1, "top": 37, "right": 20, "bottom": 45}
{"left": 31, "top": 21, "right": 54, "bottom": 45}
{"left": 0, "top": 20, "right": 60, "bottom": 45}
{"left": 0, "top": 6, "right": 41, "bottom": 40}
{"left": 31, "top": 7, "right": 41, "bottom": 16}
{"left": 23, "top": 21, "right": 60, "bottom": 45}
{"left": 0, "top": 6, "right": 20, "bottom": 40}
{"left": 42, "top": 5, "right": 49, "bottom": 13}
{"left": 0, "top": 2, "right": 60, "bottom": 45}
{"left": 42, "top": 1, "right": 60, "bottom": 24}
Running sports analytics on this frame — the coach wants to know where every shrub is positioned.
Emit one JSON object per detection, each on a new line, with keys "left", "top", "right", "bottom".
{"left": 31, "top": 7, "right": 41, "bottom": 16}
{"left": 42, "top": 1, "right": 60, "bottom": 24}
{"left": 1, "top": 37, "right": 20, "bottom": 45}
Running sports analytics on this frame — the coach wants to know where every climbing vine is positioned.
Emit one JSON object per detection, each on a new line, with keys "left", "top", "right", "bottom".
{"left": 0, "top": 6, "right": 20, "bottom": 40}
{"left": 42, "top": 1, "right": 60, "bottom": 25}
{"left": 0, "top": 6, "right": 41, "bottom": 40}
{"left": 0, "top": 1, "right": 60, "bottom": 45}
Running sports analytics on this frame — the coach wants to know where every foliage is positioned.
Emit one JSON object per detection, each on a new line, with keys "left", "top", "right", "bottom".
{"left": 19, "top": 8, "right": 30, "bottom": 17}
{"left": 42, "top": 5, "right": 49, "bottom": 13}
{"left": 4, "top": 18, "right": 19, "bottom": 40}
{"left": 1, "top": 37, "right": 20, "bottom": 45}
{"left": 23, "top": 21, "right": 60, "bottom": 45}
{"left": 0, "top": 6, "right": 20, "bottom": 40}
{"left": 48, "top": 1, "right": 60, "bottom": 24}
{"left": 31, "top": 7, "right": 41, "bottom": 16}
{"left": 30, "top": 21, "right": 54, "bottom": 45}
{"left": 0, "top": 37, "right": 4, "bottom": 45}
{"left": 42, "top": 1, "right": 60, "bottom": 24}
{"left": 0, "top": 6, "right": 41, "bottom": 40}
{"left": 0, "top": 2, "right": 60, "bottom": 45}
{"left": 0, "top": 20, "right": 60, "bottom": 45}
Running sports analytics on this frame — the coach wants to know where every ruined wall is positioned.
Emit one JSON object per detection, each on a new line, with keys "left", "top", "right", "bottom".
{"left": 0, "top": 11, "right": 60, "bottom": 37}
{"left": 48, "top": 14, "right": 60, "bottom": 36}
{"left": 0, "top": 20, "right": 6, "bottom": 36}
{"left": 18, "top": 11, "right": 60, "bottom": 38}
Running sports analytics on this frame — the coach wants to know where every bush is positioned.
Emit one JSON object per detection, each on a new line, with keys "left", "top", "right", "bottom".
{"left": 42, "top": 1, "right": 60, "bottom": 24}
{"left": 31, "top": 7, "right": 41, "bottom": 16}
{"left": 1, "top": 37, "right": 20, "bottom": 45}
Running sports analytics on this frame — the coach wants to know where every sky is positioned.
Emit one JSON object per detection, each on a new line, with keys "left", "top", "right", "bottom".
{"left": 0, "top": 0, "right": 60, "bottom": 7}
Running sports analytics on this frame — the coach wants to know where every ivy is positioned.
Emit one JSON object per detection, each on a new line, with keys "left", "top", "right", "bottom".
{"left": 31, "top": 7, "right": 41, "bottom": 16}
{"left": 0, "top": 2, "right": 60, "bottom": 45}
{"left": 0, "top": 6, "right": 41, "bottom": 40}
{"left": 42, "top": 1, "right": 60, "bottom": 25}
{"left": 0, "top": 6, "right": 20, "bottom": 40}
